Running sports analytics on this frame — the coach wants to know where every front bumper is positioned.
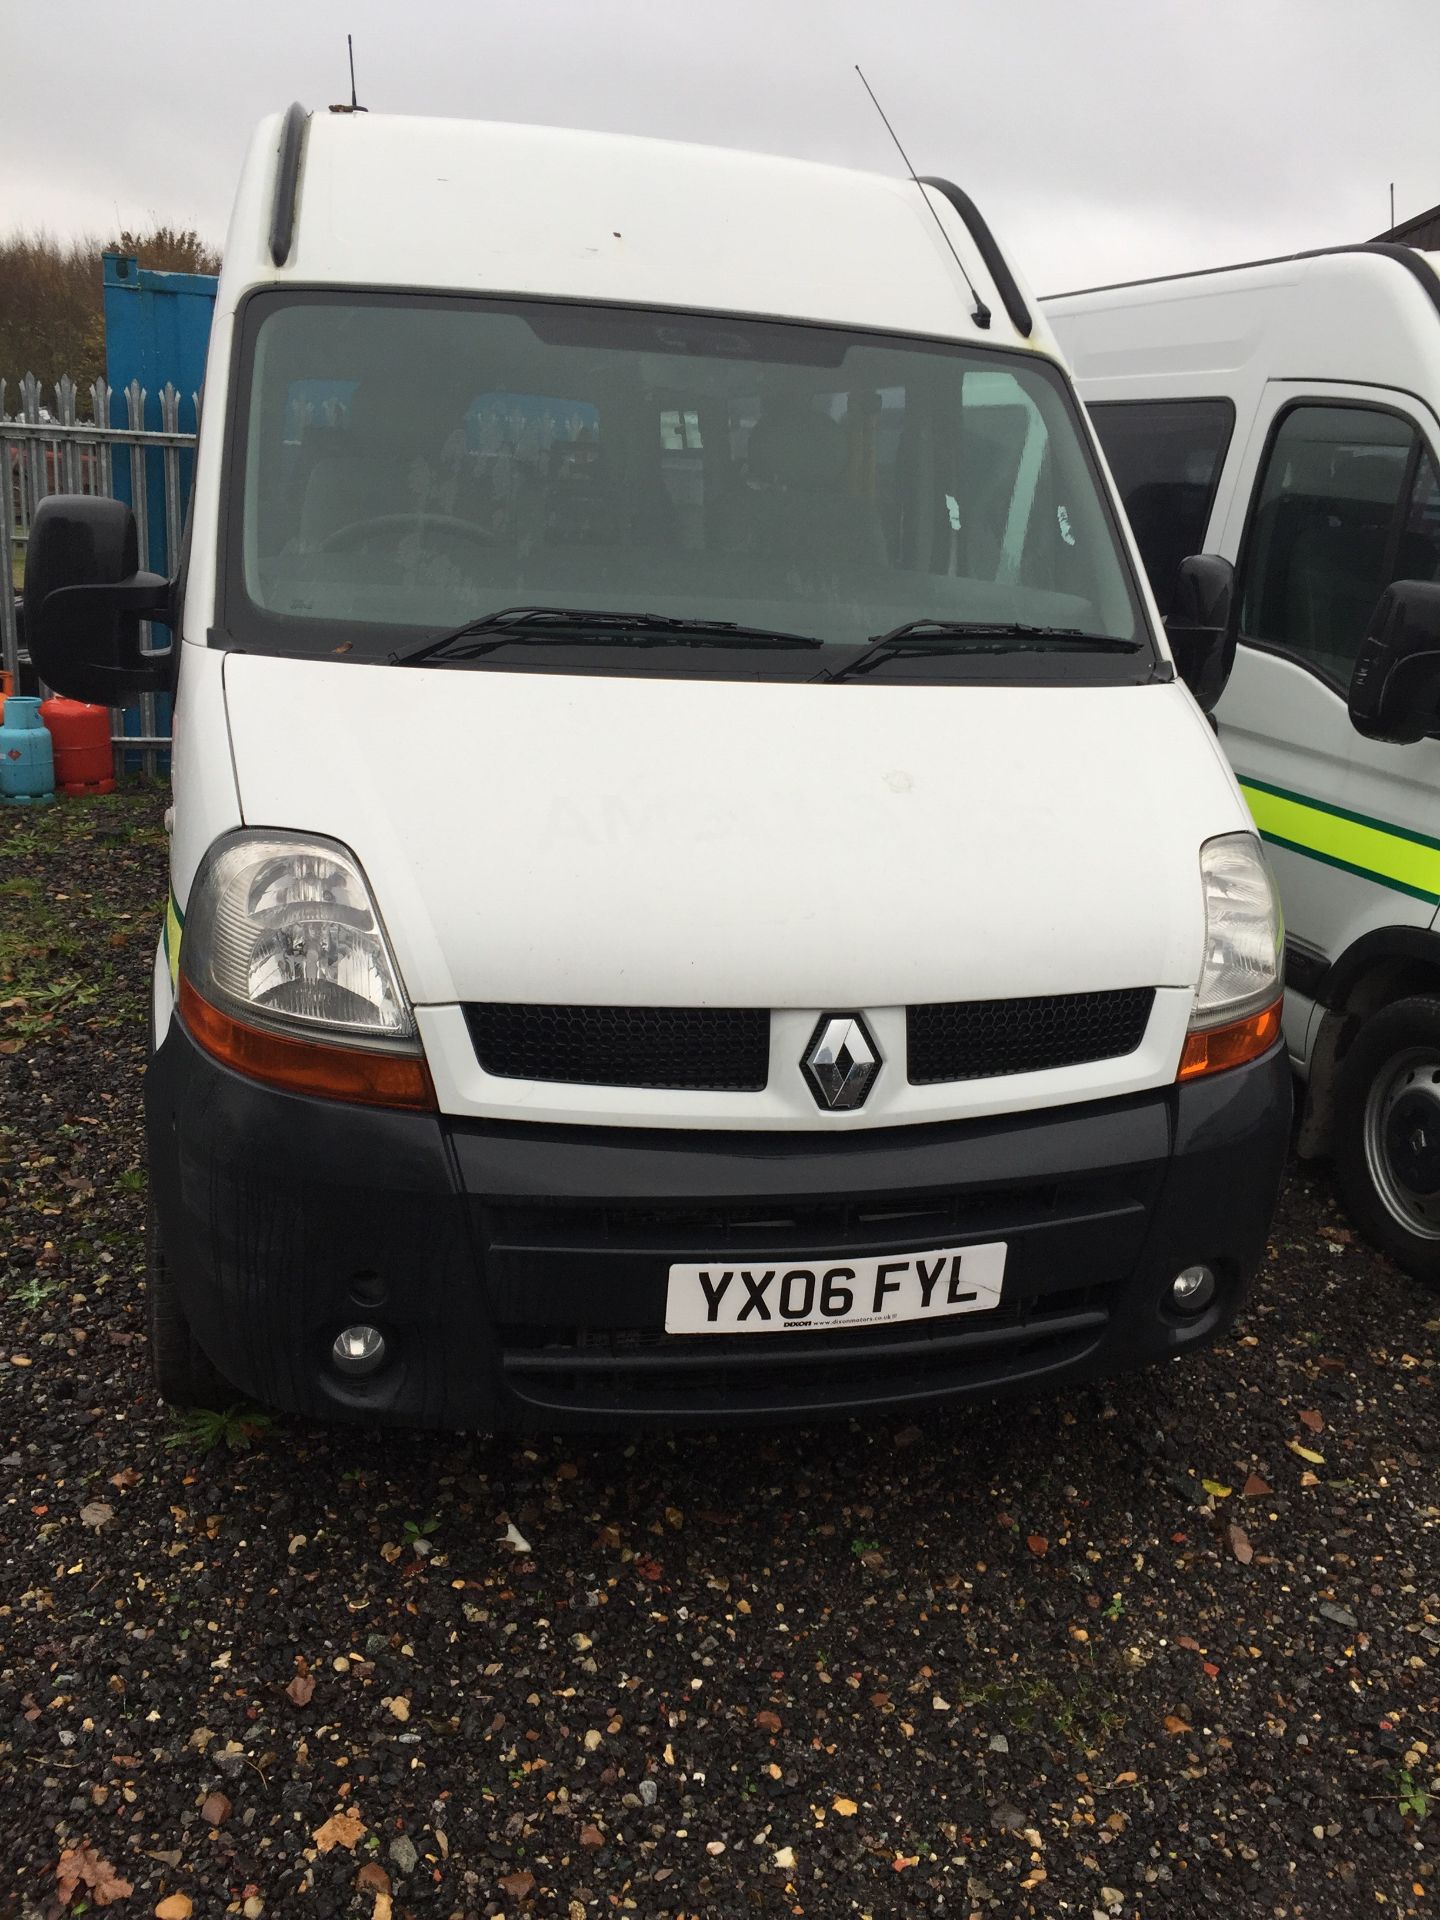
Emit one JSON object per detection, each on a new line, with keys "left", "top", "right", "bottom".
{"left": 145, "top": 1019, "right": 1291, "bottom": 1430}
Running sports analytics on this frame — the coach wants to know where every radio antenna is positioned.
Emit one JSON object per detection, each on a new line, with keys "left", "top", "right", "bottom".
{"left": 854, "top": 65, "right": 990, "bottom": 329}
{"left": 348, "top": 33, "right": 366, "bottom": 111}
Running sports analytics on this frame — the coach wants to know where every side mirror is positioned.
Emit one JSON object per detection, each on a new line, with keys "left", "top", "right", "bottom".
{"left": 23, "top": 496, "right": 173, "bottom": 707}
{"left": 1348, "top": 580, "right": 1440, "bottom": 744}
{"left": 1164, "top": 553, "right": 1235, "bottom": 713}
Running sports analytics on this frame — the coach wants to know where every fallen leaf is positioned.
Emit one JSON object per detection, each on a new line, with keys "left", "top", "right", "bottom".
{"left": 156, "top": 1897, "right": 194, "bottom": 1919}
{"left": 579, "top": 1823, "right": 605, "bottom": 1848}
{"left": 1176, "top": 1634, "right": 1202, "bottom": 1652}
{"left": 1162, "top": 1714, "right": 1192, "bottom": 1734}
{"left": 755, "top": 1709, "right": 782, "bottom": 1733}
{"left": 109, "top": 1468, "right": 140, "bottom": 1489}
{"left": 1241, "top": 1473, "right": 1271, "bottom": 1498}
{"left": 1299, "top": 1408, "right": 1324, "bottom": 1433}
{"left": 1228, "top": 1523, "right": 1254, "bottom": 1565}
{"left": 79, "top": 1501, "right": 114, "bottom": 1530}
{"left": 635, "top": 1556, "right": 663, "bottom": 1582}
{"left": 286, "top": 1672, "right": 316, "bottom": 1707}
{"left": 1026, "top": 1533, "right": 1049, "bottom": 1556}
{"left": 55, "top": 1842, "right": 133, "bottom": 1906}
{"left": 355, "top": 1862, "right": 391, "bottom": 1895}
{"left": 498, "top": 1870, "right": 535, "bottom": 1899}
{"left": 200, "top": 1790, "right": 231, "bottom": 1826}
{"left": 833, "top": 1796, "right": 858, "bottom": 1817}
{"left": 314, "top": 1809, "right": 367, "bottom": 1852}
{"left": 1201, "top": 1479, "right": 1232, "bottom": 1500}
{"left": 502, "top": 1522, "right": 532, "bottom": 1554}
{"left": 1287, "top": 1440, "right": 1324, "bottom": 1465}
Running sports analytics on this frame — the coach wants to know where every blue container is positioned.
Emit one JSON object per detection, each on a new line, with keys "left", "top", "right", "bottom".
{"left": 0, "top": 696, "right": 56, "bottom": 803}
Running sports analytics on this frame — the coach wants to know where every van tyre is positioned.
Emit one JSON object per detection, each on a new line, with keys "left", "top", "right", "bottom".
{"left": 145, "top": 1193, "right": 237, "bottom": 1408}
{"left": 1334, "top": 995, "right": 1440, "bottom": 1289}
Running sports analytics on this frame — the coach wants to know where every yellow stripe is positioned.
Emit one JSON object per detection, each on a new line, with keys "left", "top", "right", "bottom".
{"left": 1240, "top": 781, "right": 1440, "bottom": 903}
{"left": 164, "top": 894, "right": 182, "bottom": 990}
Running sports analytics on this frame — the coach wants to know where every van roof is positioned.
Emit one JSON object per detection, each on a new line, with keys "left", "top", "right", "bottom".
{"left": 1042, "top": 244, "right": 1440, "bottom": 402}
{"left": 219, "top": 107, "right": 1049, "bottom": 354}
{"left": 1042, "top": 241, "right": 1440, "bottom": 309}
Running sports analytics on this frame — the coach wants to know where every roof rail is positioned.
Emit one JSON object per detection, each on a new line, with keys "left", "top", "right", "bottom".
{"left": 1043, "top": 241, "right": 1440, "bottom": 319}
{"left": 269, "top": 103, "right": 308, "bottom": 268}
{"left": 918, "top": 177, "right": 1033, "bottom": 337}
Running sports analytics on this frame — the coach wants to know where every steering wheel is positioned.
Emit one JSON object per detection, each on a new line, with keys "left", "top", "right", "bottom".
{"left": 317, "top": 512, "right": 497, "bottom": 553}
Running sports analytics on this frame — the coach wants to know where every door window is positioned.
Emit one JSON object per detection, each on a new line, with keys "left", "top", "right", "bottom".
{"left": 1238, "top": 404, "right": 1436, "bottom": 687}
{"left": 1088, "top": 398, "right": 1234, "bottom": 612}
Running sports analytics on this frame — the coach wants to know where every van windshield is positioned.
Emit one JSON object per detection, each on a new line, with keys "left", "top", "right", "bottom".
{"left": 228, "top": 292, "right": 1150, "bottom": 677}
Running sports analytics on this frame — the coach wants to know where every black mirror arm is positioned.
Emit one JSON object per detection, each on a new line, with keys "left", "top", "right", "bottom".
{"left": 43, "top": 571, "right": 176, "bottom": 633}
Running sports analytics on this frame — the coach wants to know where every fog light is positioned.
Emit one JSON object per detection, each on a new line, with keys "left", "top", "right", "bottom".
{"left": 1170, "top": 1264, "right": 1216, "bottom": 1313}
{"left": 332, "top": 1324, "right": 386, "bottom": 1376}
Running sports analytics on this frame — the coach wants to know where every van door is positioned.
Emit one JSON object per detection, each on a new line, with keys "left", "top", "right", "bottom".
{"left": 1215, "top": 383, "right": 1440, "bottom": 1057}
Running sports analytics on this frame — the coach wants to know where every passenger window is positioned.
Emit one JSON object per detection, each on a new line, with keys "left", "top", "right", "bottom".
{"left": 1087, "top": 399, "right": 1234, "bottom": 613}
{"left": 1239, "top": 405, "right": 1419, "bottom": 686}
{"left": 1398, "top": 452, "right": 1440, "bottom": 585}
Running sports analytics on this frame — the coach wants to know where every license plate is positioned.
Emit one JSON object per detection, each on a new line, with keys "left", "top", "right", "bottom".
{"left": 664, "top": 1241, "right": 1006, "bottom": 1335}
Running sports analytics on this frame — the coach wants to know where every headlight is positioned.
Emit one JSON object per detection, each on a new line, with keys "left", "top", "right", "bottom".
{"left": 1178, "top": 832, "right": 1283, "bottom": 1083}
{"left": 178, "top": 832, "right": 432, "bottom": 1109}
{"left": 1192, "top": 832, "right": 1283, "bottom": 1026}
{"left": 184, "top": 832, "right": 415, "bottom": 1045}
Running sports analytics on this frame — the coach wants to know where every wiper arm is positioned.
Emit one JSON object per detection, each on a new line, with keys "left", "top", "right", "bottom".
{"left": 391, "top": 605, "right": 824, "bottom": 665}
{"left": 822, "top": 618, "right": 1143, "bottom": 683}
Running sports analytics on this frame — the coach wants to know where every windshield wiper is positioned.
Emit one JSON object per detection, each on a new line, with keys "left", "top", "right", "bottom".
{"left": 391, "top": 605, "right": 824, "bottom": 665}
{"left": 822, "top": 618, "right": 1144, "bottom": 684}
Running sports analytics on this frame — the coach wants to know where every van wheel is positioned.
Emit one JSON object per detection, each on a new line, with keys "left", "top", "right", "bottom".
{"left": 1333, "top": 995, "right": 1440, "bottom": 1288}
{"left": 145, "top": 1194, "right": 236, "bottom": 1408}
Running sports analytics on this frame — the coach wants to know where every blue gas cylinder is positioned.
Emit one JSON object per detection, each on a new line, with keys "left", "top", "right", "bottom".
{"left": 0, "top": 696, "right": 56, "bottom": 803}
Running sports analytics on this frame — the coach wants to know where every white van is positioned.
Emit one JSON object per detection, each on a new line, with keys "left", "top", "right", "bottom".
{"left": 1048, "top": 246, "right": 1440, "bottom": 1285}
{"left": 24, "top": 108, "right": 1290, "bottom": 1427}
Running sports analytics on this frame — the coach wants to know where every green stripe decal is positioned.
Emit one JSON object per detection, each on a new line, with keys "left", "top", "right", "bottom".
{"left": 163, "top": 891, "right": 184, "bottom": 990}
{"left": 1240, "top": 780, "right": 1440, "bottom": 904}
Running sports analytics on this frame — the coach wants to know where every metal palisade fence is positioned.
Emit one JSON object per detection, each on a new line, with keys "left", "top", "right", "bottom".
{"left": 2, "top": 370, "right": 193, "bottom": 776}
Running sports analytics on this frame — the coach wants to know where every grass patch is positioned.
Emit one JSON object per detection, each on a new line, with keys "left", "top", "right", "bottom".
{"left": 0, "top": 788, "right": 167, "bottom": 1047}
{"left": 163, "top": 1404, "right": 277, "bottom": 1456}
{"left": 1395, "top": 1766, "right": 1431, "bottom": 1823}
{"left": 962, "top": 1663, "right": 1128, "bottom": 1754}
{"left": 7, "top": 1273, "right": 62, "bottom": 1311}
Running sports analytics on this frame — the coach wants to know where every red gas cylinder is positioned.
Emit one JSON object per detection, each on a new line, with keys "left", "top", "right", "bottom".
{"left": 39, "top": 699, "right": 115, "bottom": 796}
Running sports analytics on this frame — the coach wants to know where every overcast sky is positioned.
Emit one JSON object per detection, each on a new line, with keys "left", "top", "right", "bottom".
{"left": 4, "top": 0, "right": 1437, "bottom": 293}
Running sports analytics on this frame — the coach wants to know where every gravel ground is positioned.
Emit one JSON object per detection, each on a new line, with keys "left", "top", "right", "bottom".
{"left": 1, "top": 788, "right": 1438, "bottom": 1920}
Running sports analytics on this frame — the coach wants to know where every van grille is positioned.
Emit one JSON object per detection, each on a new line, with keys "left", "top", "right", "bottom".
{"left": 466, "top": 988, "right": 1155, "bottom": 1092}
{"left": 465, "top": 1003, "right": 770, "bottom": 1091}
{"left": 907, "top": 988, "right": 1154, "bottom": 1084}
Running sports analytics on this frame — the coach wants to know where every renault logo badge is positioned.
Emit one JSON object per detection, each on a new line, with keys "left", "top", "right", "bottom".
{"left": 802, "top": 1013, "right": 880, "bottom": 1111}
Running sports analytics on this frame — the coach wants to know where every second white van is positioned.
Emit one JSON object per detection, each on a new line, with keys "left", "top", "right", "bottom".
{"left": 1050, "top": 244, "right": 1440, "bottom": 1284}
